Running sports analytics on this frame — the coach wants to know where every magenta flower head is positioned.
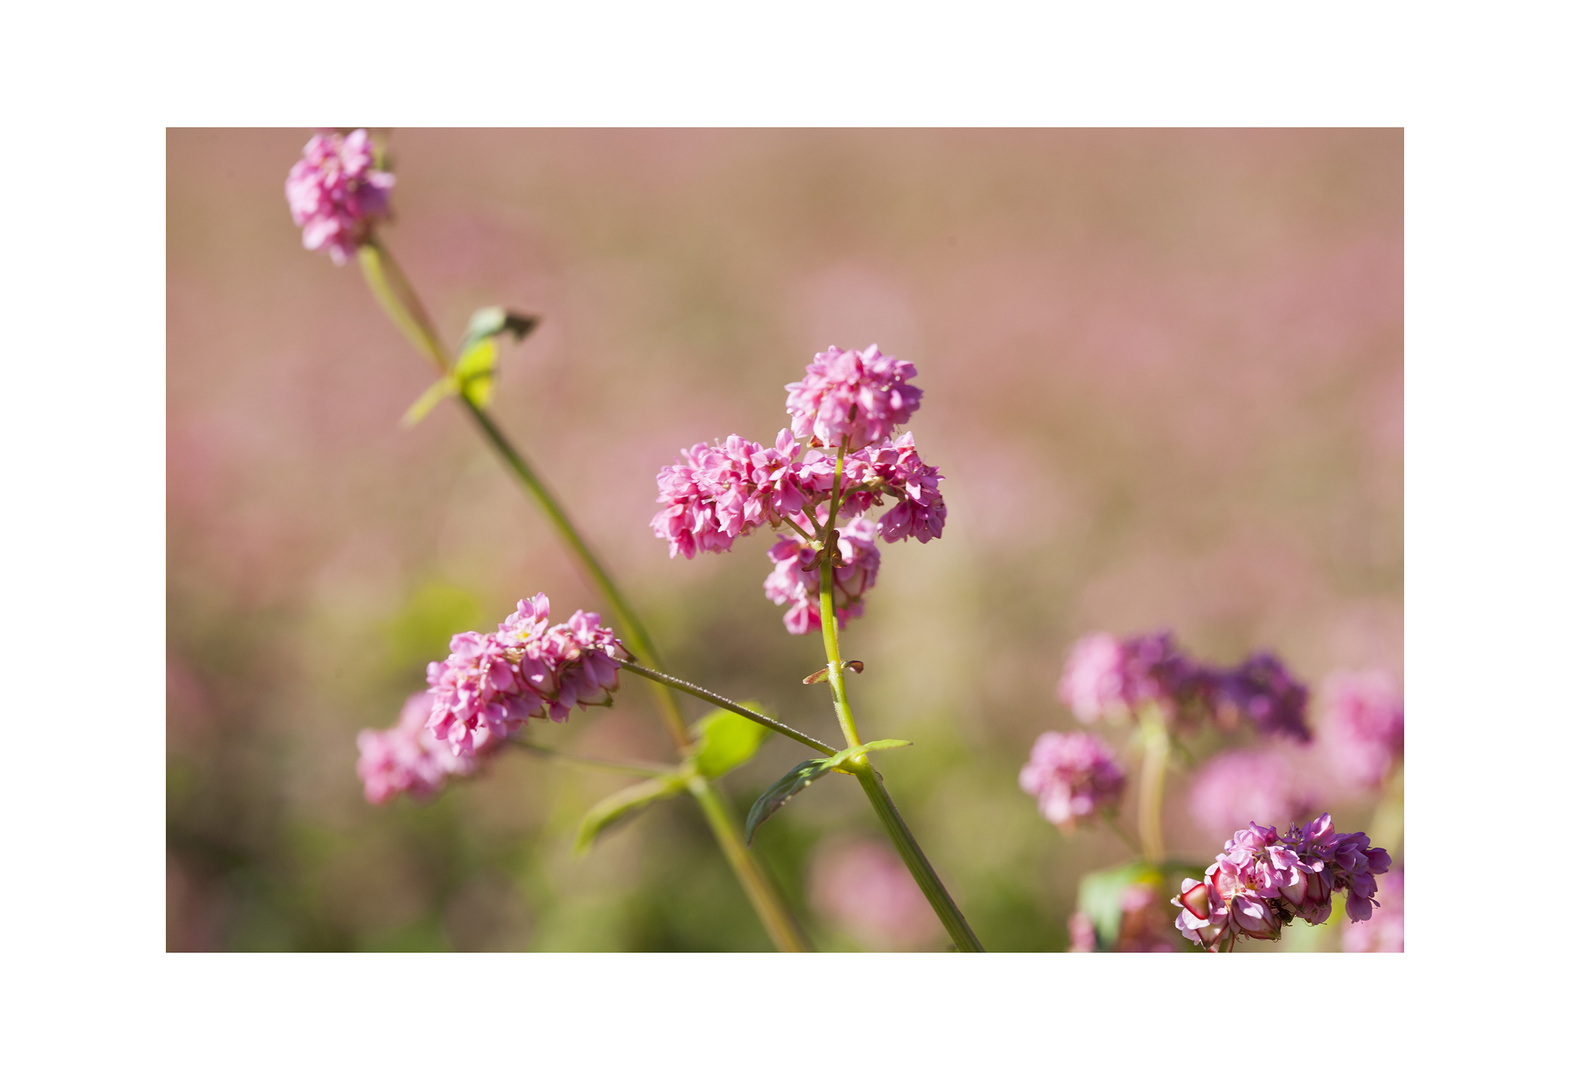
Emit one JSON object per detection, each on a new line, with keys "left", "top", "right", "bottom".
{"left": 1018, "top": 730, "right": 1127, "bottom": 829}
{"left": 1057, "top": 630, "right": 1209, "bottom": 726}
{"left": 1187, "top": 748, "right": 1318, "bottom": 838}
{"left": 651, "top": 434, "right": 771, "bottom": 559}
{"left": 1171, "top": 812, "right": 1390, "bottom": 951}
{"left": 422, "top": 593, "right": 628, "bottom": 759}
{"left": 764, "top": 517, "right": 881, "bottom": 634}
{"left": 785, "top": 344, "right": 922, "bottom": 451}
{"left": 1215, "top": 652, "right": 1312, "bottom": 743}
{"left": 356, "top": 691, "right": 477, "bottom": 805}
{"left": 843, "top": 432, "right": 947, "bottom": 544}
{"left": 285, "top": 129, "right": 394, "bottom": 265}
{"left": 1320, "top": 669, "right": 1404, "bottom": 789}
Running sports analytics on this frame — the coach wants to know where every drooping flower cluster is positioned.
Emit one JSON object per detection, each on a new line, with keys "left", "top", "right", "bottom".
{"left": 356, "top": 691, "right": 477, "bottom": 804}
{"left": 652, "top": 345, "right": 943, "bottom": 633}
{"left": 424, "top": 594, "right": 628, "bottom": 759}
{"left": 1171, "top": 813, "right": 1391, "bottom": 951}
{"left": 1018, "top": 731, "right": 1127, "bottom": 828}
{"left": 1341, "top": 869, "right": 1403, "bottom": 952}
{"left": 1067, "top": 883, "right": 1178, "bottom": 952}
{"left": 1059, "top": 630, "right": 1311, "bottom": 741}
{"left": 1319, "top": 669, "right": 1404, "bottom": 790}
{"left": 1187, "top": 748, "right": 1319, "bottom": 837}
{"left": 785, "top": 344, "right": 922, "bottom": 450}
{"left": 285, "top": 129, "right": 394, "bottom": 265}
{"left": 764, "top": 518, "right": 880, "bottom": 634}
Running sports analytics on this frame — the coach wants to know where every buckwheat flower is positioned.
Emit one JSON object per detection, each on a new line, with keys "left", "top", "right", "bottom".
{"left": 534, "top": 609, "right": 627, "bottom": 721}
{"left": 1320, "top": 669, "right": 1404, "bottom": 789}
{"left": 1018, "top": 730, "right": 1127, "bottom": 828}
{"left": 785, "top": 344, "right": 923, "bottom": 451}
{"left": 426, "top": 631, "right": 541, "bottom": 757}
{"left": 1058, "top": 631, "right": 1210, "bottom": 725}
{"left": 651, "top": 436, "right": 769, "bottom": 559}
{"left": 1187, "top": 749, "right": 1318, "bottom": 838}
{"left": 284, "top": 129, "right": 394, "bottom": 265}
{"left": 1341, "top": 869, "right": 1403, "bottom": 952}
{"left": 844, "top": 433, "right": 947, "bottom": 543}
{"left": 356, "top": 691, "right": 478, "bottom": 804}
{"left": 1172, "top": 813, "right": 1390, "bottom": 951}
{"left": 763, "top": 516, "right": 880, "bottom": 634}
{"left": 1215, "top": 652, "right": 1312, "bottom": 743}
{"left": 809, "top": 839, "right": 942, "bottom": 950}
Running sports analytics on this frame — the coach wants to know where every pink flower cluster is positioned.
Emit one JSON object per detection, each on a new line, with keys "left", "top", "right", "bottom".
{"left": 764, "top": 518, "right": 880, "bottom": 634}
{"left": 1171, "top": 813, "right": 1391, "bottom": 951}
{"left": 424, "top": 594, "right": 627, "bottom": 759}
{"left": 1320, "top": 670, "right": 1404, "bottom": 790}
{"left": 1187, "top": 748, "right": 1319, "bottom": 838}
{"left": 356, "top": 691, "right": 476, "bottom": 805}
{"left": 1018, "top": 731, "right": 1127, "bottom": 828}
{"left": 1059, "top": 630, "right": 1311, "bottom": 741}
{"left": 785, "top": 344, "right": 922, "bottom": 451}
{"left": 285, "top": 129, "right": 394, "bottom": 265}
{"left": 652, "top": 346, "right": 944, "bottom": 633}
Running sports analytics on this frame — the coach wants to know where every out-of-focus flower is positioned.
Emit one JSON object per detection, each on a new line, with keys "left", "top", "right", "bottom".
{"left": 1018, "top": 730, "right": 1127, "bottom": 828}
{"left": 809, "top": 839, "right": 942, "bottom": 950}
{"left": 764, "top": 517, "right": 880, "bottom": 634}
{"left": 1067, "top": 883, "right": 1179, "bottom": 952}
{"left": 785, "top": 344, "right": 922, "bottom": 451}
{"left": 1187, "top": 748, "right": 1319, "bottom": 838}
{"left": 356, "top": 691, "right": 477, "bottom": 804}
{"left": 285, "top": 129, "right": 394, "bottom": 265}
{"left": 1341, "top": 869, "right": 1403, "bottom": 952}
{"left": 1058, "top": 631, "right": 1209, "bottom": 726}
{"left": 1320, "top": 670, "right": 1404, "bottom": 790}
{"left": 1171, "top": 813, "right": 1390, "bottom": 951}
{"left": 423, "top": 594, "right": 627, "bottom": 758}
{"left": 1215, "top": 651, "right": 1312, "bottom": 743}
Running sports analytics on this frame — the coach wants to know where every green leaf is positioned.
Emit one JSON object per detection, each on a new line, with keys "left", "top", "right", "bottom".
{"left": 573, "top": 774, "right": 685, "bottom": 856}
{"left": 743, "top": 739, "right": 913, "bottom": 845}
{"left": 400, "top": 375, "right": 459, "bottom": 427}
{"left": 1075, "top": 861, "right": 1165, "bottom": 952}
{"left": 689, "top": 703, "right": 771, "bottom": 778}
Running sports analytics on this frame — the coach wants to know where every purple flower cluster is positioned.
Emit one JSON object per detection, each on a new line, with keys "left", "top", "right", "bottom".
{"left": 764, "top": 518, "right": 880, "bottom": 635}
{"left": 1018, "top": 731, "right": 1127, "bottom": 828}
{"left": 785, "top": 344, "right": 922, "bottom": 451}
{"left": 1171, "top": 813, "right": 1391, "bottom": 951}
{"left": 356, "top": 691, "right": 476, "bottom": 805}
{"left": 285, "top": 129, "right": 394, "bottom": 265}
{"left": 423, "top": 593, "right": 628, "bottom": 759}
{"left": 652, "top": 346, "right": 943, "bottom": 633}
{"left": 1320, "top": 669, "right": 1404, "bottom": 790}
{"left": 1059, "top": 630, "right": 1310, "bottom": 741}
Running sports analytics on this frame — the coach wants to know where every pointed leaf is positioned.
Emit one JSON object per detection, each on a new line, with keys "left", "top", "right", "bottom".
{"left": 689, "top": 702, "right": 771, "bottom": 778}
{"left": 573, "top": 774, "right": 685, "bottom": 856}
{"left": 400, "top": 375, "right": 458, "bottom": 428}
{"left": 744, "top": 758, "right": 836, "bottom": 846}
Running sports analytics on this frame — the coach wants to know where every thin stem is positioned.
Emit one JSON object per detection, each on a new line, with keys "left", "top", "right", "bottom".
{"left": 782, "top": 516, "right": 817, "bottom": 544}
{"left": 1136, "top": 710, "right": 1170, "bottom": 863}
{"left": 852, "top": 765, "right": 984, "bottom": 952}
{"left": 509, "top": 739, "right": 671, "bottom": 777}
{"left": 623, "top": 662, "right": 836, "bottom": 755}
{"left": 354, "top": 237, "right": 811, "bottom": 953}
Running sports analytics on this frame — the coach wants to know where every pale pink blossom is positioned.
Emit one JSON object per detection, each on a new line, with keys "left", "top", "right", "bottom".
{"left": 809, "top": 839, "right": 942, "bottom": 950}
{"left": 764, "top": 517, "right": 881, "bottom": 634}
{"left": 1320, "top": 669, "right": 1404, "bottom": 789}
{"left": 1058, "top": 631, "right": 1209, "bottom": 726}
{"left": 785, "top": 344, "right": 922, "bottom": 451}
{"left": 1187, "top": 748, "right": 1319, "bottom": 838}
{"left": 356, "top": 691, "right": 478, "bottom": 804}
{"left": 284, "top": 129, "right": 394, "bottom": 264}
{"left": 1018, "top": 731, "right": 1127, "bottom": 828}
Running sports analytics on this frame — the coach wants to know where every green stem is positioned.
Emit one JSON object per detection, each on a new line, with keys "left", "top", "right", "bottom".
{"left": 1136, "top": 710, "right": 1169, "bottom": 863}
{"left": 509, "top": 739, "right": 671, "bottom": 777}
{"left": 812, "top": 440, "right": 983, "bottom": 952}
{"left": 623, "top": 662, "right": 836, "bottom": 755}
{"left": 355, "top": 237, "right": 811, "bottom": 953}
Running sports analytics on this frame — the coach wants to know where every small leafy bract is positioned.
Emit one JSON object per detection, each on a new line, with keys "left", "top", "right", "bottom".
{"left": 573, "top": 774, "right": 686, "bottom": 856}
{"left": 689, "top": 703, "right": 771, "bottom": 778}
{"left": 744, "top": 739, "right": 911, "bottom": 845}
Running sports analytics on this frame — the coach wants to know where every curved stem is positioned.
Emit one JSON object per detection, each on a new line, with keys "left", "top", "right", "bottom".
{"left": 1136, "top": 711, "right": 1169, "bottom": 863}
{"left": 623, "top": 662, "right": 836, "bottom": 755}
{"left": 509, "top": 739, "right": 671, "bottom": 777}
{"left": 355, "top": 238, "right": 811, "bottom": 953}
